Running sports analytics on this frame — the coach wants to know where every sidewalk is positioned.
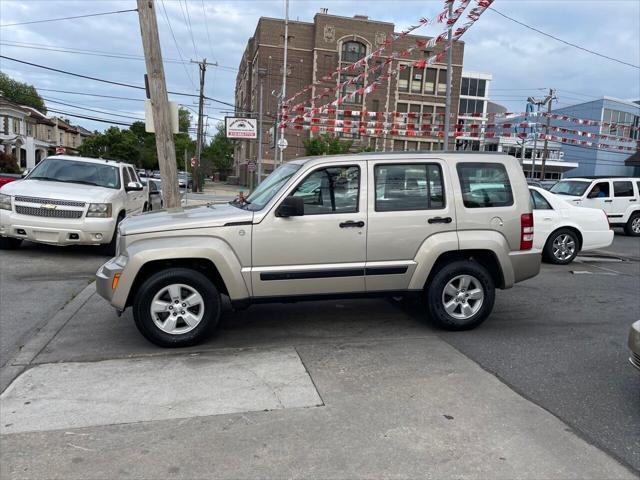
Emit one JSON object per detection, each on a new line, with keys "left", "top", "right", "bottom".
{"left": 0, "top": 288, "right": 635, "bottom": 479}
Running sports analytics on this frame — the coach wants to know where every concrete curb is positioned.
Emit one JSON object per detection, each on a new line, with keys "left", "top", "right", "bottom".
{"left": 0, "top": 282, "right": 96, "bottom": 393}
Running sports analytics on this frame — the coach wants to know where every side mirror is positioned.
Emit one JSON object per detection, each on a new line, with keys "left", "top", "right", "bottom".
{"left": 126, "top": 181, "right": 144, "bottom": 192}
{"left": 276, "top": 196, "right": 304, "bottom": 217}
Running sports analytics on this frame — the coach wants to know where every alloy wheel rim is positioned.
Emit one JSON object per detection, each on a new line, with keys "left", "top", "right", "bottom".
{"left": 632, "top": 217, "right": 640, "bottom": 234}
{"left": 441, "top": 274, "right": 484, "bottom": 320}
{"left": 552, "top": 233, "right": 576, "bottom": 261}
{"left": 150, "top": 283, "right": 204, "bottom": 334}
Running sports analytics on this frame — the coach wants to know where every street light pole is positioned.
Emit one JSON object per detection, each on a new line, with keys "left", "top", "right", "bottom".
{"left": 443, "top": 0, "right": 454, "bottom": 152}
{"left": 278, "top": 0, "right": 289, "bottom": 166}
{"left": 257, "top": 68, "right": 266, "bottom": 184}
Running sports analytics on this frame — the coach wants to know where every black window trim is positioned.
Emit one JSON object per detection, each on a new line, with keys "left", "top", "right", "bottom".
{"left": 456, "top": 161, "right": 515, "bottom": 209}
{"left": 373, "top": 162, "right": 446, "bottom": 212}
{"left": 286, "top": 164, "right": 361, "bottom": 216}
{"left": 613, "top": 180, "right": 634, "bottom": 198}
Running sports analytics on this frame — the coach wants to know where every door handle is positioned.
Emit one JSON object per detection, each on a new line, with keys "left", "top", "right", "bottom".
{"left": 428, "top": 216, "right": 452, "bottom": 224}
{"left": 630, "top": 199, "right": 637, "bottom": 202}
{"left": 339, "top": 220, "right": 365, "bottom": 228}
{"left": 604, "top": 200, "right": 613, "bottom": 203}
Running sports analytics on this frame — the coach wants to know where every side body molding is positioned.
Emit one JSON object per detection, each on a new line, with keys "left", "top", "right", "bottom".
{"left": 111, "top": 236, "right": 250, "bottom": 309}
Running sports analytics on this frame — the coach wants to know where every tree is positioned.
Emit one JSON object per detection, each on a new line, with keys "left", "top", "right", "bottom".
{"left": 0, "top": 73, "right": 46, "bottom": 113}
{"left": 202, "top": 122, "right": 234, "bottom": 178}
{"left": 303, "top": 134, "right": 353, "bottom": 156}
{"left": 0, "top": 151, "right": 20, "bottom": 174}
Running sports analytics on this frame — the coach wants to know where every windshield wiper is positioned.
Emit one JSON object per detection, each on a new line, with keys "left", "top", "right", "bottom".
{"left": 66, "top": 180, "right": 100, "bottom": 187}
{"left": 29, "top": 176, "right": 65, "bottom": 182}
{"left": 29, "top": 177, "right": 100, "bottom": 187}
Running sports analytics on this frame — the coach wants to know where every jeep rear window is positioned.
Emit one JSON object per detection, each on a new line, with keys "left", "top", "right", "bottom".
{"left": 374, "top": 164, "right": 444, "bottom": 211}
{"left": 457, "top": 162, "right": 514, "bottom": 208}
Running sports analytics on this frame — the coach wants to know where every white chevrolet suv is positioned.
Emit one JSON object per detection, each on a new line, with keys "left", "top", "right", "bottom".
{"left": 0, "top": 155, "right": 148, "bottom": 254}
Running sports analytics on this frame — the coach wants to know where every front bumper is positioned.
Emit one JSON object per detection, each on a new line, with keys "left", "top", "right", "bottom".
{"left": 96, "top": 257, "right": 125, "bottom": 306}
{"left": 628, "top": 320, "right": 640, "bottom": 371}
{"left": 0, "top": 209, "right": 115, "bottom": 245}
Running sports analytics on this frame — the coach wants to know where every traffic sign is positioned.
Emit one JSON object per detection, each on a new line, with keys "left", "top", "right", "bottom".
{"left": 277, "top": 138, "right": 288, "bottom": 150}
{"left": 191, "top": 157, "right": 197, "bottom": 167}
{"left": 55, "top": 147, "right": 66, "bottom": 155}
{"left": 247, "top": 161, "right": 256, "bottom": 172}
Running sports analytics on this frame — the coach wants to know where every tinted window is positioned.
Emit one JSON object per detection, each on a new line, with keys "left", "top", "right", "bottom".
{"left": 530, "top": 189, "right": 553, "bottom": 210}
{"left": 587, "top": 181, "right": 610, "bottom": 198}
{"left": 613, "top": 181, "right": 634, "bottom": 197}
{"left": 245, "top": 163, "right": 301, "bottom": 210}
{"left": 123, "top": 167, "right": 132, "bottom": 185}
{"left": 27, "top": 158, "right": 120, "bottom": 189}
{"left": 375, "top": 164, "right": 444, "bottom": 212}
{"left": 457, "top": 163, "right": 513, "bottom": 208}
{"left": 291, "top": 166, "right": 359, "bottom": 215}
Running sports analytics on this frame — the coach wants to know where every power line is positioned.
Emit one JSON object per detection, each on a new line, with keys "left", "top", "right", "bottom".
{"left": 159, "top": 0, "right": 197, "bottom": 90}
{"left": 488, "top": 7, "right": 640, "bottom": 70}
{"left": 0, "top": 8, "right": 138, "bottom": 28}
{"left": 42, "top": 97, "right": 144, "bottom": 121}
{"left": 201, "top": 0, "right": 215, "bottom": 62}
{"left": 46, "top": 108, "right": 133, "bottom": 127}
{"left": 35, "top": 88, "right": 145, "bottom": 102}
{"left": 180, "top": 0, "right": 199, "bottom": 60}
{"left": 0, "top": 40, "right": 238, "bottom": 70}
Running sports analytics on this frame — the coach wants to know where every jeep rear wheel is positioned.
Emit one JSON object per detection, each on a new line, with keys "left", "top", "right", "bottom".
{"left": 133, "top": 268, "right": 221, "bottom": 347}
{"left": 426, "top": 260, "right": 495, "bottom": 331}
{"left": 625, "top": 212, "right": 640, "bottom": 237}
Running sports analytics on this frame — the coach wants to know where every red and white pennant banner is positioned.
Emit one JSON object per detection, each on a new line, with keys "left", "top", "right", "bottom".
{"left": 280, "top": 0, "right": 493, "bottom": 127}
{"left": 536, "top": 133, "right": 638, "bottom": 152}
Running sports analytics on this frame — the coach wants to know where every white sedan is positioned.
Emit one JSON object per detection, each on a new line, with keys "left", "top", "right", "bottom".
{"left": 529, "top": 186, "right": 614, "bottom": 264}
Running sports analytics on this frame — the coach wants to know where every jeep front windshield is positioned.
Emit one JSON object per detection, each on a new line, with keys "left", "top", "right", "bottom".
{"left": 549, "top": 180, "right": 590, "bottom": 196}
{"left": 239, "top": 163, "right": 302, "bottom": 210}
{"left": 28, "top": 158, "right": 121, "bottom": 189}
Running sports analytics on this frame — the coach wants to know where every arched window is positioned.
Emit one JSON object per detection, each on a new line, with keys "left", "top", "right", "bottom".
{"left": 341, "top": 41, "right": 366, "bottom": 63}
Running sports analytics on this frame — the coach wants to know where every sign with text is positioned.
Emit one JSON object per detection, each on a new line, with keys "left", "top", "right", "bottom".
{"left": 225, "top": 117, "right": 257, "bottom": 139}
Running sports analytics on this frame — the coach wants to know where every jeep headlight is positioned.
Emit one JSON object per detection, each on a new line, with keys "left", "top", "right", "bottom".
{"left": 87, "top": 203, "right": 112, "bottom": 218}
{"left": 0, "top": 193, "right": 11, "bottom": 211}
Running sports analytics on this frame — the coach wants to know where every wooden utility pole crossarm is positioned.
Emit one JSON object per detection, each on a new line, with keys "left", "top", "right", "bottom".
{"left": 137, "top": 0, "right": 180, "bottom": 208}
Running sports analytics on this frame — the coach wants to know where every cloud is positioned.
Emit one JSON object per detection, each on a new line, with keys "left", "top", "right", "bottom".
{"left": 0, "top": 0, "right": 637, "bottom": 133}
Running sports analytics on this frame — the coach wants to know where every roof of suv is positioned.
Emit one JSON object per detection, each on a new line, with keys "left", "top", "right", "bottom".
{"left": 289, "top": 150, "right": 510, "bottom": 166}
{"left": 562, "top": 176, "right": 640, "bottom": 181}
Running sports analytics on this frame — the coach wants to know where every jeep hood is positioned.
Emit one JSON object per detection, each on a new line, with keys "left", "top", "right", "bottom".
{"left": 1, "top": 179, "right": 114, "bottom": 203}
{"left": 119, "top": 203, "right": 253, "bottom": 235}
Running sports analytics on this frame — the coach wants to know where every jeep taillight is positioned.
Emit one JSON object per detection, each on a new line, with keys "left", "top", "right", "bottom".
{"left": 520, "top": 213, "right": 534, "bottom": 250}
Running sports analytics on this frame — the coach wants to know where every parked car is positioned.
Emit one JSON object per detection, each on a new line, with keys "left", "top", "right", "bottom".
{"left": 152, "top": 170, "right": 161, "bottom": 179}
{"left": 0, "top": 173, "right": 20, "bottom": 188}
{"left": 550, "top": 177, "right": 640, "bottom": 236}
{"left": 0, "top": 155, "right": 148, "bottom": 255}
{"left": 539, "top": 180, "right": 557, "bottom": 191}
{"left": 629, "top": 320, "right": 640, "bottom": 371}
{"left": 96, "top": 152, "right": 541, "bottom": 347}
{"left": 529, "top": 186, "right": 613, "bottom": 264}
{"left": 140, "top": 177, "right": 163, "bottom": 211}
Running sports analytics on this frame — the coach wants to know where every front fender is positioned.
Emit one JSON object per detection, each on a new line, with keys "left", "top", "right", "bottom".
{"left": 111, "top": 236, "right": 250, "bottom": 310}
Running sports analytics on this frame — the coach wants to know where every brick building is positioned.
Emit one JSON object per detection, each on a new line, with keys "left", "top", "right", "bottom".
{"left": 234, "top": 10, "right": 465, "bottom": 183}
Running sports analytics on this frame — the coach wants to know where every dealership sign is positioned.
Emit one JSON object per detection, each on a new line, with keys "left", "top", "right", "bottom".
{"left": 225, "top": 117, "right": 257, "bottom": 139}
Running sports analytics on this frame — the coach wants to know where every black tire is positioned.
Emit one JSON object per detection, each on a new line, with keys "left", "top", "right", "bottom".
{"left": 99, "top": 213, "right": 124, "bottom": 256}
{"left": 143, "top": 202, "right": 149, "bottom": 212}
{"left": 543, "top": 228, "right": 579, "bottom": 265}
{"left": 133, "top": 268, "right": 221, "bottom": 347}
{"left": 624, "top": 212, "right": 640, "bottom": 237}
{"left": 426, "top": 260, "right": 495, "bottom": 331}
{"left": 0, "top": 236, "right": 22, "bottom": 250}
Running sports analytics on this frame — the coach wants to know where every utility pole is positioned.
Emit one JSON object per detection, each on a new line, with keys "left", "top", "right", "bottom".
{"left": 277, "top": 0, "right": 289, "bottom": 166}
{"left": 137, "top": 0, "right": 179, "bottom": 208}
{"left": 443, "top": 0, "right": 454, "bottom": 151}
{"left": 257, "top": 68, "right": 267, "bottom": 184}
{"left": 190, "top": 59, "right": 214, "bottom": 193}
{"left": 540, "top": 88, "right": 556, "bottom": 180}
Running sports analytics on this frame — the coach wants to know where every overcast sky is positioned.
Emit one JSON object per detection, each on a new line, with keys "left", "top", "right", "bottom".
{"left": 1, "top": 0, "right": 638, "bottom": 135}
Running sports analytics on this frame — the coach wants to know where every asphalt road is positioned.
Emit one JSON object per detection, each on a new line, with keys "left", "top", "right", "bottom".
{"left": 0, "top": 241, "right": 107, "bottom": 368}
{"left": 430, "top": 231, "right": 640, "bottom": 472}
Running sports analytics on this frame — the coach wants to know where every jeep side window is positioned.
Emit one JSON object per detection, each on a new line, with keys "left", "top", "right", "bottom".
{"left": 290, "top": 166, "right": 359, "bottom": 215}
{"left": 457, "top": 162, "right": 514, "bottom": 208}
{"left": 374, "top": 163, "right": 444, "bottom": 211}
{"left": 613, "top": 181, "right": 633, "bottom": 197}
{"left": 587, "top": 182, "right": 610, "bottom": 198}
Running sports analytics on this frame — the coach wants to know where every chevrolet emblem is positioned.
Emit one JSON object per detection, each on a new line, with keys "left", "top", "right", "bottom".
{"left": 41, "top": 204, "right": 57, "bottom": 210}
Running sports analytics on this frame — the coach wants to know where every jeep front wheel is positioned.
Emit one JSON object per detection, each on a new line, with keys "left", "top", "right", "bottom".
{"left": 133, "top": 268, "right": 221, "bottom": 347}
{"left": 426, "top": 261, "right": 495, "bottom": 331}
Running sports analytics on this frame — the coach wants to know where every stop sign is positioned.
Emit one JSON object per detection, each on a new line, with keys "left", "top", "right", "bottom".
{"left": 191, "top": 157, "right": 197, "bottom": 167}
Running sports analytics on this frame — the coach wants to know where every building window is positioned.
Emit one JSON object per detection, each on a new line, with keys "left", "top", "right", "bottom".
{"left": 2, "top": 116, "right": 8, "bottom": 135}
{"left": 341, "top": 41, "right": 366, "bottom": 63}
{"left": 341, "top": 75, "right": 363, "bottom": 105}
{"left": 393, "top": 139, "right": 405, "bottom": 151}
{"left": 424, "top": 68, "right": 437, "bottom": 95}
{"left": 12, "top": 118, "right": 20, "bottom": 134}
{"left": 477, "top": 79, "right": 486, "bottom": 97}
{"left": 411, "top": 69, "right": 423, "bottom": 93}
{"left": 398, "top": 66, "right": 410, "bottom": 92}
{"left": 460, "top": 77, "right": 469, "bottom": 96}
{"left": 437, "top": 70, "right": 447, "bottom": 96}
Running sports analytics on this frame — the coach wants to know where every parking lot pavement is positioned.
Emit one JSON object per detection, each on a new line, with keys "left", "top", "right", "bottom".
{"left": 0, "top": 241, "right": 106, "bottom": 369}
